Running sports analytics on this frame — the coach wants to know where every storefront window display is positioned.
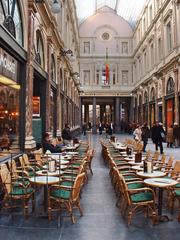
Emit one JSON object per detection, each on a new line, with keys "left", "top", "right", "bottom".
{"left": 0, "top": 84, "right": 19, "bottom": 150}
{"left": 0, "top": 47, "right": 20, "bottom": 150}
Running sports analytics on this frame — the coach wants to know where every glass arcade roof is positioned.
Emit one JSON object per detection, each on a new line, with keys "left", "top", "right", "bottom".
{"left": 75, "top": 0, "right": 147, "bottom": 28}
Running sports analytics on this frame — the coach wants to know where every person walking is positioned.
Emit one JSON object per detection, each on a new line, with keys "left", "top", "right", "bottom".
{"left": 151, "top": 122, "right": 166, "bottom": 154}
{"left": 98, "top": 122, "right": 103, "bottom": 135}
{"left": 108, "top": 122, "right": 114, "bottom": 136}
{"left": 141, "top": 123, "right": 150, "bottom": 152}
{"left": 82, "top": 122, "right": 87, "bottom": 136}
{"left": 133, "top": 125, "right": 142, "bottom": 142}
{"left": 166, "top": 125, "right": 174, "bottom": 148}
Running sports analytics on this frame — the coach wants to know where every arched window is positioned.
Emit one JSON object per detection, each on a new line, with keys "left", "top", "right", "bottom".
{"left": 150, "top": 88, "right": 155, "bottom": 101}
{"left": 144, "top": 91, "right": 148, "bottom": 104}
{"left": 166, "top": 77, "right": 174, "bottom": 95}
{"left": 51, "top": 54, "right": 56, "bottom": 82}
{"left": 35, "top": 30, "right": 44, "bottom": 68}
{"left": 0, "top": 0, "right": 23, "bottom": 46}
{"left": 139, "top": 95, "right": 142, "bottom": 106}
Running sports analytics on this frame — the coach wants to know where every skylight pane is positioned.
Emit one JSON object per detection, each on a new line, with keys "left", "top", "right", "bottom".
{"left": 75, "top": 0, "right": 147, "bottom": 27}
{"left": 75, "top": 0, "right": 96, "bottom": 22}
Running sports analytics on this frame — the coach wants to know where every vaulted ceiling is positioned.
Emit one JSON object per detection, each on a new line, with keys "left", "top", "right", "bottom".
{"left": 75, "top": 0, "right": 147, "bottom": 28}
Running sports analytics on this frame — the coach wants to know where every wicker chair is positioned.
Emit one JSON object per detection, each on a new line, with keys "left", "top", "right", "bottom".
{"left": 0, "top": 163, "right": 35, "bottom": 218}
{"left": 118, "top": 173, "right": 157, "bottom": 226}
{"left": 48, "top": 172, "right": 85, "bottom": 223}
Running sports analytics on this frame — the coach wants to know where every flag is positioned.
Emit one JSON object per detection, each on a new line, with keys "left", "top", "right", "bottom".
{"left": 105, "top": 48, "right": 109, "bottom": 84}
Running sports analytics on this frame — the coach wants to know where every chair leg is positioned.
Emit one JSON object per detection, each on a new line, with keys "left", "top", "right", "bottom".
{"left": 66, "top": 202, "right": 75, "bottom": 224}
{"left": 127, "top": 208, "right": 133, "bottom": 227}
{"left": 48, "top": 198, "right": 52, "bottom": 221}
{"left": 77, "top": 200, "right": 83, "bottom": 217}
{"left": 178, "top": 199, "right": 180, "bottom": 222}
{"left": 32, "top": 193, "right": 35, "bottom": 212}
{"left": 23, "top": 199, "right": 29, "bottom": 219}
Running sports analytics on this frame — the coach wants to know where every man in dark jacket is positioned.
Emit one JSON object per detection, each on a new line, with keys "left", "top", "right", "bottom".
{"left": 151, "top": 122, "right": 166, "bottom": 154}
{"left": 62, "top": 123, "right": 72, "bottom": 145}
{"left": 141, "top": 123, "right": 150, "bottom": 152}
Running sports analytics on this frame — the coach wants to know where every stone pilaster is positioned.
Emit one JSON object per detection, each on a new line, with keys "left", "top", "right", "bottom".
{"left": 46, "top": 38, "right": 52, "bottom": 132}
{"left": 115, "top": 97, "right": 120, "bottom": 133}
{"left": 92, "top": 97, "right": 97, "bottom": 134}
{"left": 174, "top": 68, "right": 179, "bottom": 124}
{"left": 79, "top": 97, "right": 82, "bottom": 129}
{"left": 25, "top": 5, "right": 36, "bottom": 150}
{"left": 84, "top": 104, "right": 89, "bottom": 123}
{"left": 161, "top": 76, "right": 166, "bottom": 125}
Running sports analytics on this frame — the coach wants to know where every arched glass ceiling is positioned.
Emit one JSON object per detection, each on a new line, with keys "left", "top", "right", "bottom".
{"left": 75, "top": 0, "right": 147, "bottom": 28}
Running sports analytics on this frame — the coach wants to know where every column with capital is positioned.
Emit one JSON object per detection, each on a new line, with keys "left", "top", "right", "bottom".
{"left": 24, "top": 4, "right": 36, "bottom": 150}
{"left": 92, "top": 97, "right": 97, "bottom": 134}
{"left": 161, "top": 76, "right": 166, "bottom": 125}
{"left": 79, "top": 97, "right": 82, "bottom": 130}
{"left": 46, "top": 37, "right": 53, "bottom": 132}
{"left": 115, "top": 97, "right": 120, "bottom": 133}
{"left": 174, "top": 68, "right": 179, "bottom": 124}
{"left": 84, "top": 104, "right": 89, "bottom": 123}
{"left": 155, "top": 81, "right": 158, "bottom": 122}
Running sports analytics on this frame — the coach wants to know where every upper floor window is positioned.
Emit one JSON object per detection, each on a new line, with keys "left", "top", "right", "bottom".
{"left": 96, "top": 70, "right": 99, "bottom": 84}
{"left": 166, "top": 77, "right": 174, "bottom": 95}
{"left": 158, "top": 38, "right": 162, "bottom": 61}
{"left": 0, "top": 0, "right": 23, "bottom": 46}
{"left": 166, "top": 22, "right": 172, "bottom": 52}
{"left": 150, "top": 43, "right": 154, "bottom": 67}
{"left": 143, "top": 51, "right": 147, "bottom": 73}
{"left": 150, "top": 88, "right": 155, "bottom": 101}
{"left": 84, "top": 42, "right": 90, "bottom": 54}
{"left": 143, "top": 18, "right": 146, "bottom": 34}
{"left": 83, "top": 70, "right": 90, "bottom": 85}
{"left": 122, "top": 42, "right": 128, "bottom": 54}
{"left": 51, "top": 54, "right": 56, "bottom": 83}
{"left": 149, "top": 5, "right": 153, "bottom": 24}
{"left": 113, "top": 70, "right": 116, "bottom": 85}
{"left": 35, "top": 30, "right": 44, "bottom": 68}
{"left": 122, "top": 71, "right": 128, "bottom": 85}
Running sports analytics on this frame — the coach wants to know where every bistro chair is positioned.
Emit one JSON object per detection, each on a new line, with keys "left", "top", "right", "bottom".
{"left": 0, "top": 163, "right": 35, "bottom": 218}
{"left": 118, "top": 173, "right": 157, "bottom": 226}
{"left": 48, "top": 172, "right": 85, "bottom": 223}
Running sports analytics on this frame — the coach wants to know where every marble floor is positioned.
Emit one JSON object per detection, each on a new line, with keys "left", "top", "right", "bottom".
{"left": 0, "top": 133, "right": 180, "bottom": 240}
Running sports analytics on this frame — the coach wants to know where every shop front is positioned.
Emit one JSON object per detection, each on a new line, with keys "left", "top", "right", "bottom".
{"left": 0, "top": 44, "right": 26, "bottom": 151}
{"left": 32, "top": 63, "right": 47, "bottom": 146}
{"left": 165, "top": 77, "right": 175, "bottom": 128}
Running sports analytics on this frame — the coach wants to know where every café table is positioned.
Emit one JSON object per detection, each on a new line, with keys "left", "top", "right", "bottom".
{"left": 137, "top": 171, "right": 166, "bottom": 178}
{"left": 43, "top": 164, "right": 68, "bottom": 170}
{"left": 132, "top": 165, "right": 158, "bottom": 171}
{"left": 30, "top": 176, "right": 61, "bottom": 212}
{"left": 128, "top": 161, "right": 143, "bottom": 166}
{"left": 144, "top": 178, "right": 177, "bottom": 222}
{"left": 36, "top": 170, "right": 63, "bottom": 176}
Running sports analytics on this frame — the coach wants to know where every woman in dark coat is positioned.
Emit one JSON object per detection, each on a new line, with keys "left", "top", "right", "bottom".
{"left": 141, "top": 123, "right": 150, "bottom": 152}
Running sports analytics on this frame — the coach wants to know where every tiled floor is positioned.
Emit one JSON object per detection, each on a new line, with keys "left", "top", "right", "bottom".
{"left": 0, "top": 133, "right": 180, "bottom": 240}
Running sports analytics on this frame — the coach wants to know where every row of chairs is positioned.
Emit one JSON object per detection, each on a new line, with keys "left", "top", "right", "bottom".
{"left": 100, "top": 139, "right": 180, "bottom": 225}
{"left": 0, "top": 142, "right": 94, "bottom": 223}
